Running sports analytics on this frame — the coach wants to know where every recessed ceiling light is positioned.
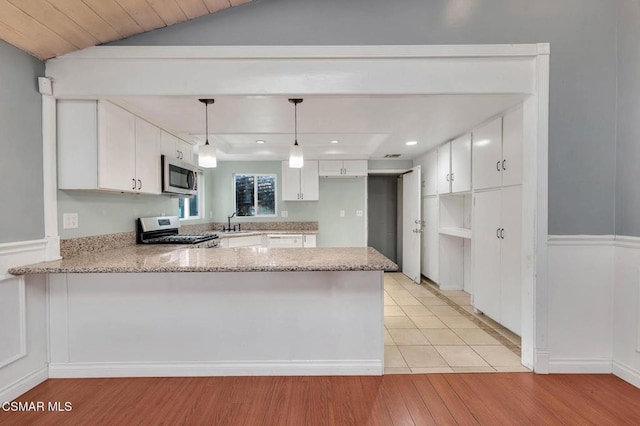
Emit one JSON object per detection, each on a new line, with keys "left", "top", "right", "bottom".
{"left": 256, "top": 140, "right": 265, "bottom": 144}
{"left": 405, "top": 141, "right": 418, "bottom": 146}
{"left": 331, "top": 140, "right": 339, "bottom": 144}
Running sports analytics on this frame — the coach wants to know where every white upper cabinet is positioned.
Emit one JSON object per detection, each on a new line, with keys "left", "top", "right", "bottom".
{"left": 437, "top": 143, "right": 451, "bottom": 194}
{"left": 281, "top": 160, "right": 319, "bottom": 201}
{"left": 319, "top": 160, "right": 367, "bottom": 177}
{"left": 472, "top": 106, "right": 523, "bottom": 190}
{"left": 58, "top": 100, "right": 162, "bottom": 194}
{"left": 450, "top": 133, "right": 471, "bottom": 193}
{"left": 415, "top": 150, "right": 438, "bottom": 196}
{"left": 134, "top": 118, "right": 161, "bottom": 194}
{"left": 501, "top": 106, "right": 524, "bottom": 187}
{"left": 161, "top": 131, "right": 194, "bottom": 165}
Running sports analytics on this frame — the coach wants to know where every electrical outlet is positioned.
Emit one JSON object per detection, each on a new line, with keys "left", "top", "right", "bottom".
{"left": 63, "top": 213, "right": 78, "bottom": 229}
{"left": 340, "top": 210, "right": 345, "bottom": 217}
{"left": 281, "top": 210, "right": 289, "bottom": 218}
{"left": 356, "top": 210, "right": 363, "bottom": 217}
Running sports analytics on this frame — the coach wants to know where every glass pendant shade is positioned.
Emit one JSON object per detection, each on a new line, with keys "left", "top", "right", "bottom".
{"left": 199, "top": 142, "right": 217, "bottom": 168}
{"left": 289, "top": 142, "right": 304, "bottom": 168}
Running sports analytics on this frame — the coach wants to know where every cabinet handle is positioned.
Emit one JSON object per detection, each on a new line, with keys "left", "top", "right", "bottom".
{"left": 450, "top": 173, "right": 454, "bottom": 181}
{"left": 177, "top": 150, "right": 180, "bottom": 159}
{"left": 297, "top": 193, "right": 300, "bottom": 200}
{"left": 132, "top": 178, "right": 136, "bottom": 190}
{"left": 301, "top": 193, "right": 304, "bottom": 200}
{"left": 496, "top": 228, "right": 500, "bottom": 239}
{"left": 138, "top": 179, "right": 142, "bottom": 190}
{"left": 500, "top": 228, "right": 504, "bottom": 239}
{"left": 502, "top": 159, "right": 507, "bottom": 170}
{"left": 496, "top": 161, "right": 502, "bottom": 171}
{"left": 446, "top": 173, "right": 450, "bottom": 182}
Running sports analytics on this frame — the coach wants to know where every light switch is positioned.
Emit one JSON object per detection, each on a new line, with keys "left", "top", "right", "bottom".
{"left": 63, "top": 213, "right": 78, "bottom": 229}
{"left": 281, "top": 210, "right": 289, "bottom": 217}
{"left": 340, "top": 210, "right": 345, "bottom": 217}
{"left": 356, "top": 210, "right": 363, "bottom": 217}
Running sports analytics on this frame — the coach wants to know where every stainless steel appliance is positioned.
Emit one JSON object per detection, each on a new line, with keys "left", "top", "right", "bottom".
{"left": 136, "top": 216, "right": 219, "bottom": 247}
{"left": 162, "top": 155, "right": 198, "bottom": 196}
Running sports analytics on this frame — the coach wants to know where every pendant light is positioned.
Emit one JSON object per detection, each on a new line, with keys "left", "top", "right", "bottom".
{"left": 288, "top": 98, "right": 304, "bottom": 168}
{"left": 198, "top": 98, "right": 217, "bottom": 168}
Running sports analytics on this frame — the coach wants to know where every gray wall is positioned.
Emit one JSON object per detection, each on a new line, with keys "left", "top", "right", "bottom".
{"left": 113, "top": 0, "right": 619, "bottom": 235}
{"left": 368, "top": 175, "right": 398, "bottom": 262}
{"left": 615, "top": 0, "right": 640, "bottom": 236}
{"left": 0, "top": 41, "right": 45, "bottom": 243}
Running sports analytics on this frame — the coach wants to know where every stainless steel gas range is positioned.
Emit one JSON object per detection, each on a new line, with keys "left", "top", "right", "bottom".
{"left": 136, "top": 216, "right": 219, "bottom": 248}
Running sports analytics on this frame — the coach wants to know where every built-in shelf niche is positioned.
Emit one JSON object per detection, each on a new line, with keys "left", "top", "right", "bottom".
{"left": 437, "top": 193, "right": 472, "bottom": 292}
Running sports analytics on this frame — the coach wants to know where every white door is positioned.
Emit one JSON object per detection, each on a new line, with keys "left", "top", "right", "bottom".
{"left": 281, "top": 161, "right": 301, "bottom": 200}
{"left": 134, "top": 118, "right": 161, "bottom": 194}
{"left": 437, "top": 143, "right": 451, "bottom": 194}
{"left": 402, "top": 166, "right": 421, "bottom": 283}
{"left": 300, "top": 160, "right": 319, "bottom": 200}
{"left": 472, "top": 189, "right": 502, "bottom": 321}
{"left": 98, "top": 101, "right": 136, "bottom": 192}
{"left": 318, "top": 160, "right": 343, "bottom": 177}
{"left": 160, "top": 131, "right": 179, "bottom": 160}
{"left": 472, "top": 117, "right": 503, "bottom": 190}
{"left": 343, "top": 160, "right": 368, "bottom": 177}
{"left": 500, "top": 185, "right": 522, "bottom": 334}
{"left": 178, "top": 140, "right": 194, "bottom": 164}
{"left": 451, "top": 133, "right": 472, "bottom": 193}
{"left": 421, "top": 196, "right": 439, "bottom": 282}
{"left": 502, "top": 106, "right": 523, "bottom": 187}
{"left": 423, "top": 150, "right": 438, "bottom": 196}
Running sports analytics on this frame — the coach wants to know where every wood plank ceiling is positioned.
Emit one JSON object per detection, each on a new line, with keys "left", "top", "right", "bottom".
{"left": 0, "top": 0, "right": 251, "bottom": 60}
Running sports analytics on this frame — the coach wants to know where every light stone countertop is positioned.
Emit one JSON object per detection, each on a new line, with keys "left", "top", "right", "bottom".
{"left": 211, "top": 230, "right": 319, "bottom": 239}
{"left": 9, "top": 246, "right": 398, "bottom": 275}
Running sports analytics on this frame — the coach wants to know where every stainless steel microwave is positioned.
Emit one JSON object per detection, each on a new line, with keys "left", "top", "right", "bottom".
{"left": 161, "top": 155, "right": 198, "bottom": 196}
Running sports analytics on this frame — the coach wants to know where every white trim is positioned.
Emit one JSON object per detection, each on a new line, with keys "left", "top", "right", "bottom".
{"left": 367, "top": 169, "right": 411, "bottom": 175}
{"left": 548, "top": 358, "right": 612, "bottom": 374}
{"left": 612, "top": 361, "right": 640, "bottom": 389}
{"left": 49, "top": 360, "right": 382, "bottom": 378}
{"left": 0, "top": 239, "right": 47, "bottom": 281}
{"left": 548, "top": 235, "right": 616, "bottom": 246}
{"left": 40, "top": 94, "right": 61, "bottom": 261}
{"left": 51, "top": 44, "right": 549, "bottom": 61}
{"left": 615, "top": 235, "right": 640, "bottom": 248}
{"left": 0, "top": 366, "right": 48, "bottom": 404}
{"left": 534, "top": 349, "right": 549, "bottom": 373}
{"left": 0, "top": 277, "right": 27, "bottom": 369}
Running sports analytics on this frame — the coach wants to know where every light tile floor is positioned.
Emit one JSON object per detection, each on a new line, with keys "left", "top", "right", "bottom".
{"left": 384, "top": 273, "right": 530, "bottom": 374}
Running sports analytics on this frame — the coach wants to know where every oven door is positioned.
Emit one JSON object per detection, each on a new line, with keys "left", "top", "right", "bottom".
{"left": 162, "top": 155, "right": 197, "bottom": 196}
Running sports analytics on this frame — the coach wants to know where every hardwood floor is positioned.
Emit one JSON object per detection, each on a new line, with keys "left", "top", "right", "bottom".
{"left": 2, "top": 374, "right": 640, "bottom": 425}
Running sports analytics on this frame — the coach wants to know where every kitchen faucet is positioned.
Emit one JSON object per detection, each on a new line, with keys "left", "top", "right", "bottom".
{"left": 225, "top": 211, "right": 237, "bottom": 232}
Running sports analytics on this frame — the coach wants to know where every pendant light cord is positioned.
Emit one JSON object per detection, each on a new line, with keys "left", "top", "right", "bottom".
{"left": 205, "top": 102, "right": 209, "bottom": 146}
{"left": 294, "top": 102, "right": 298, "bottom": 146}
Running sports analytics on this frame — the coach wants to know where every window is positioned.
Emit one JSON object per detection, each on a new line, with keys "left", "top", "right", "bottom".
{"left": 179, "top": 172, "right": 204, "bottom": 220}
{"left": 234, "top": 174, "right": 276, "bottom": 217}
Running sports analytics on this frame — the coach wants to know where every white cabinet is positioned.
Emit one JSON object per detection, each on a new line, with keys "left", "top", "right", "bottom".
{"left": 58, "top": 100, "right": 161, "bottom": 194}
{"left": 220, "top": 235, "right": 265, "bottom": 248}
{"left": 437, "top": 134, "right": 471, "bottom": 194}
{"left": 421, "top": 196, "right": 439, "bottom": 282}
{"left": 415, "top": 150, "right": 438, "bottom": 196}
{"left": 472, "top": 186, "right": 522, "bottom": 334}
{"left": 303, "top": 234, "right": 317, "bottom": 247}
{"left": 281, "top": 160, "right": 319, "bottom": 201}
{"left": 319, "top": 160, "right": 368, "bottom": 177}
{"left": 267, "top": 234, "right": 304, "bottom": 248}
{"left": 472, "top": 106, "right": 523, "bottom": 190}
{"left": 161, "top": 131, "right": 193, "bottom": 165}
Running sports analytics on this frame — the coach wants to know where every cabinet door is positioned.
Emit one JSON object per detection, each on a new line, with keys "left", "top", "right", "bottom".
{"left": 500, "top": 186, "right": 522, "bottom": 335}
{"left": 268, "top": 235, "right": 304, "bottom": 248}
{"left": 423, "top": 150, "right": 438, "bottom": 196}
{"left": 281, "top": 161, "right": 301, "bottom": 200}
{"left": 303, "top": 234, "right": 317, "bottom": 247}
{"left": 178, "top": 140, "right": 193, "bottom": 164}
{"left": 343, "top": 160, "right": 368, "bottom": 177}
{"left": 471, "top": 190, "right": 502, "bottom": 322}
{"left": 160, "top": 131, "right": 179, "bottom": 160}
{"left": 300, "top": 160, "right": 319, "bottom": 200}
{"left": 98, "top": 102, "right": 136, "bottom": 192}
{"left": 318, "top": 160, "right": 343, "bottom": 176}
{"left": 451, "top": 133, "right": 471, "bottom": 193}
{"left": 437, "top": 143, "right": 451, "bottom": 194}
{"left": 502, "top": 106, "right": 523, "bottom": 187}
{"left": 134, "top": 118, "right": 161, "bottom": 194}
{"left": 472, "top": 117, "right": 502, "bottom": 190}
{"left": 421, "top": 196, "right": 439, "bottom": 282}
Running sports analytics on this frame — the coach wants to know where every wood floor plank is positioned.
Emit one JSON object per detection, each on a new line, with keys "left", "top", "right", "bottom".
{"left": 4, "top": 374, "right": 640, "bottom": 425}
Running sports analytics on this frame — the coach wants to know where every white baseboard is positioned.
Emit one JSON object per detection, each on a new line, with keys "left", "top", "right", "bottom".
{"left": 49, "top": 360, "right": 383, "bottom": 378}
{"left": 534, "top": 349, "right": 549, "bottom": 373}
{"left": 437, "top": 285, "right": 464, "bottom": 291}
{"left": 612, "top": 361, "right": 640, "bottom": 388}
{"left": 0, "top": 366, "right": 48, "bottom": 403}
{"left": 548, "top": 358, "right": 612, "bottom": 374}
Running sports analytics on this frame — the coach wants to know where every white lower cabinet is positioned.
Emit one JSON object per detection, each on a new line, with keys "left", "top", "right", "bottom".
{"left": 221, "top": 235, "right": 265, "bottom": 248}
{"left": 421, "top": 196, "right": 439, "bottom": 282}
{"left": 303, "top": 234, "right": 317, "bottom": 247}
{"left": 472, "top": 186, "right": 522, "bottom": 334}
{"left": 266, "top": 234, "right": 316, "bottom": 248}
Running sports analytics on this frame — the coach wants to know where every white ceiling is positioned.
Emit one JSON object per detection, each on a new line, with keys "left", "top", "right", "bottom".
{"left": 113, "top": 94, "right": 526, "bottom": 161}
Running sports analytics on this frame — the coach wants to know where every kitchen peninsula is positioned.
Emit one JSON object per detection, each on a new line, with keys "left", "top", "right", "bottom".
{"left": 10, "top": 246, "right": 397, "bottom": 378}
